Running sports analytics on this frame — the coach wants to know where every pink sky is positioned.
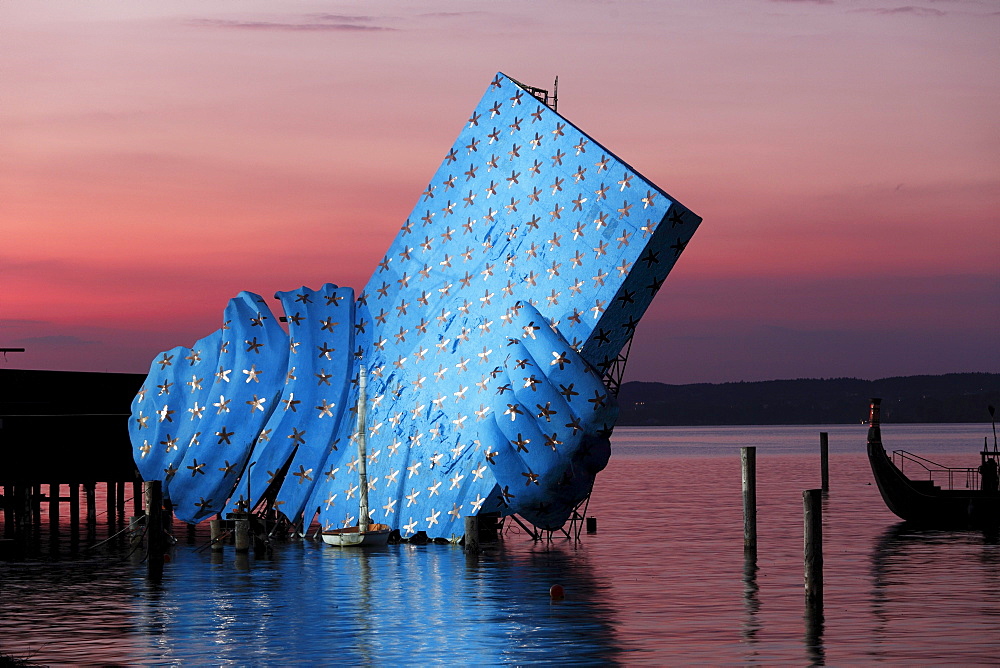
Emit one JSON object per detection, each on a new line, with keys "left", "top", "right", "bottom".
{"left": 2, "top": 1, "right": 997, "bottom": 384}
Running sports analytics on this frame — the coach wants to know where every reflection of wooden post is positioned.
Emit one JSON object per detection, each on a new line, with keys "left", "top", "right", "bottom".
{"left": 804, "top": 488, "right": 823, "bottom": 611}
{"left": 819, "top": 432, "right": 829, "bottom": 492}
{"left": 742, "top": 447, "right": 757, "bottom": 552}
{"left": 129, "top": 515, "right": 144, "bottom": 551}
{"left": 145, "top": 481, "right": 164, "bottom": 580}
{"left": 464, "top": 516, "right": 480, "bottom": 555}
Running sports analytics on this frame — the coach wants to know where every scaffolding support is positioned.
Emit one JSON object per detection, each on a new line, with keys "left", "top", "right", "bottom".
{"left": 599, "top": 334, "right": 634, "bottom": 396}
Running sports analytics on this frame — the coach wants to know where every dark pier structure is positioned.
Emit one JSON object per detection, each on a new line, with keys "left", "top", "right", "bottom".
{"left": 0, "top": 369, "right": 145, "bottom": 557}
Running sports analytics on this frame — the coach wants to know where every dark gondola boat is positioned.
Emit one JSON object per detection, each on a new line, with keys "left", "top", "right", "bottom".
{"left": 867, "top": 398, "right": 1000, "bottom": 526}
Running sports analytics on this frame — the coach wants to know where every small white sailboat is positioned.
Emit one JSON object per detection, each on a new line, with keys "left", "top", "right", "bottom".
{"left": 322, "top": 365, "right": 391, "bottom": 546}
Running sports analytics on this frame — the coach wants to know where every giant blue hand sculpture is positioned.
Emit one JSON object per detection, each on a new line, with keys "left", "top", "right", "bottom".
{"left": 129, "top": 72, "right": 701, "bottom": 538}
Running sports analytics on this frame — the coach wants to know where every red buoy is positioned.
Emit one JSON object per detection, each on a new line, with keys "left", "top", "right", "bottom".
{"left": 549, "top": 584, "right": 564, "bottom": 600}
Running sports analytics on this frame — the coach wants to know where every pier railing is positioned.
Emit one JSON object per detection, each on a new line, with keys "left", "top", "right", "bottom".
{"left": 890, "top": 450, "right": 980, "bottom": 491}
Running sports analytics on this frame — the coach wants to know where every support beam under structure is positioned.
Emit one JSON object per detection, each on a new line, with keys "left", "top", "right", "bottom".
{"left": 598, "top": 334, "right": 634, "bottom": 397}
{"left": 506, "top": 492, "right": 593, "bottom": 543}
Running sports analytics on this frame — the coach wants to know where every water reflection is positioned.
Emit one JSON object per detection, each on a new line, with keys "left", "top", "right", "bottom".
{"left": 117, "top": 539, "right": 624, "bottom": 665}
{"left": 804, "top": 491, "right": 828, "bottom": 666}
{"left": 804, "top": 606, "right": 825, "bottom": 666}
{"left": 0, "top": 558, "right": 145, "bottom": 664}
{"left": 868, "top": 521, "right": 1000, "bottom": 663}
{"left": 742, "top": 548, "right": 760, "bottom": 645}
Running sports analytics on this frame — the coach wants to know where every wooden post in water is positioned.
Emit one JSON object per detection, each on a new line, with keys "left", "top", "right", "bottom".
{"left": 107, "top": 482, "right": 117, "bottom": 536}
{"left": 69, "top": 483, "right": 80, "bottom": 547}
{"left": 32, "top": 484, "right": 42, "bottom": 529}
{"left": 145, "top": 481, "right": 164, "bottom": 580}
{"left": 116, "top": 481, "right": 126, "bottom": 528}
{"left": 819, "top": 432, "right": 830, "bottom": 492}
{"left": 742, "top": 447, "right": 757, "bottom": 552}
{"left": 48, "top": 483, "right": 60, "bottom": 537}
{"left": 17, "top": 484, "right": 32, "bottom": 544}
{"left": 23, "top": 485, "right": 34, "bottom": 534}
{"left": 132, "top": 480, "right": 143, "bottom": 516}
{"left": 803, "top": 488, "right": 823, "bottom": 611}
{"left": 210, "top": 518, "right": 224, "bottom": 551}
{"left": 84, "top": 482, "right": 97, "bottom": 541}
{"left": 464, "top": 516, "right": 480, "bottom": 555}
{"left": 2, "top": 485, "right": 14, "bottom": 537}
{"left": 234, "top": 517, "right": 250, "bottom": 553}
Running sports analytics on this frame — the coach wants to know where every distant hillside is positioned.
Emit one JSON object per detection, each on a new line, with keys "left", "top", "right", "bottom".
{"left": 617, "top": 373, "right": 1000, "bottom": 426}
{"left": 2, "top": 369, "right": 998, "bottom": 426}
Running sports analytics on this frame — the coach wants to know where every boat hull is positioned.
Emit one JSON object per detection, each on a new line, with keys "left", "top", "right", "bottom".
{"left": 867, "top": 441, "right": 1000, "bottom": 526}
{"left": 321, "top": 524, "right": 391, "bottom": 547}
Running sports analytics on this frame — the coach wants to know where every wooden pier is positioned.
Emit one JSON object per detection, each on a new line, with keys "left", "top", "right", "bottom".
{"left": 0, "top": 369, "right": 145, "bottom": 558}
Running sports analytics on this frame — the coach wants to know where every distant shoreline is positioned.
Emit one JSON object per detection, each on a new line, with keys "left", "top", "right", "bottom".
{"left": 618, "top": 373, "right": 1000, "bottom": 426}
{"left": 2, "top": 369, "right": 997, "bottom": 427}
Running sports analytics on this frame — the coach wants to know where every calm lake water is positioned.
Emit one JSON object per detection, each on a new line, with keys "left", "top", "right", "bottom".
{"left": 4, "top": 423, "right": 1000, "bottom": 665}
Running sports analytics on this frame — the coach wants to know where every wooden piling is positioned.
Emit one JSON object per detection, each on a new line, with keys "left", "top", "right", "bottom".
{"left": 69, "top": 483, "right": 80, "bottom": 545}
{"left": 586, "top": 516, "right": 597, "bottom": 534}
{"left": 32, "top": 484, "right": 42, "bottom": 528}
{"left": 803, "top": 488, "right": 823, "bottom": 610}
{"left": 17, "top": 484, "right": 32, "bottom": 542}
{"left": 2, "top": 485, "right": 14, "bottom": 537}
{"left": 116, "top": 481, "right": 126, "bottom": 528}
{"left": 145, "top": 481, "right": 164, "bottom": 580}
{"left": 464, "top": 516, "right": 480, "bottom": 554}
{"left": 234, "top": 517, "right": 250, "bottom": 553}
{"left": 132, "top": 480, "right": 143, "bottom": 516}
{"left": 820, "top": 432, "right": 829, "bottom": 492}
{"left": 186, "top": 522, "right": 197, "bottom": 544}
{"left": 742, "top": 447, "right": 757, "bottom": 552}
{"left": 48, "top": 483, "right": 60, "bottom": 536}
{"left": 107, "top": 481, "right": 117, "bottom": 536}
{"left": 210, "top": 519, "right": 224, "bottom": 551}
{"left": 84, "top": 482, "right": 97, "bottom": 541}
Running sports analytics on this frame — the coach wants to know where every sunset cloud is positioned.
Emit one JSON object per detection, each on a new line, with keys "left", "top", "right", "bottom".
{"left": 187, "top": 15, "right": 397, "bottom": 31}
{"left": 859, "top": 6, "right": 947, "bottom": 16}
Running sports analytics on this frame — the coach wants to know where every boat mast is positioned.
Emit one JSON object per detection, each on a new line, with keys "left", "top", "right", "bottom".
{"left": 357, "top": 365, "right": 369, "bottom": 532}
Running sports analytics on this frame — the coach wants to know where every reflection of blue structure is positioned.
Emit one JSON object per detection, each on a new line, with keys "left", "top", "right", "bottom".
{"left": 129, "top": 72, "right": 701, "bottom": 538}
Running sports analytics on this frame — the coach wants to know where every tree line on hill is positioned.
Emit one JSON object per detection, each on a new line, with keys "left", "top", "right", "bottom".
{"left": 617, "top": 373, "right": 1000, "bottom": 426}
